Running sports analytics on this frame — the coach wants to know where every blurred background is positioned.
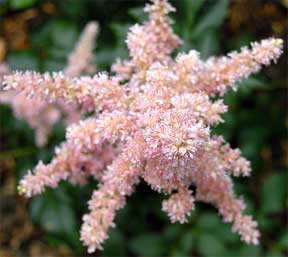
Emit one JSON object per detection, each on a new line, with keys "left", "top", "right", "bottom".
{"left": 0, "top": 0, "right": 287, "bottom": 256}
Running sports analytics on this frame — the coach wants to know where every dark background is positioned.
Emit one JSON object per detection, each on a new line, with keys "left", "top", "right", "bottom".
{"left": 0, "top": 0, "right": 287, "bottom": 256}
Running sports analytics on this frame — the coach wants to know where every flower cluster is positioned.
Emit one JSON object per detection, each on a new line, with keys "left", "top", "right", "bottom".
{"left": 2, "top": 0, "right": 283, "bottom": 253}
{"left": 0, "top": 22, "right": 98, "bottom": 146}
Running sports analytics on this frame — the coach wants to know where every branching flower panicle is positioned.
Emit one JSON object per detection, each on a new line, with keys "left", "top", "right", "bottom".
{"left": 0, "top": 21, "right": 98, "bottom": 146}
{"left": 1, "top": 0, "right": 283, "bottom": 252}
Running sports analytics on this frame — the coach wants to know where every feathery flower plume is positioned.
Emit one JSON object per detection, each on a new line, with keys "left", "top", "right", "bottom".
{"left": 4, "top": 71, "right": 127, "bottom": 113}
{"left": 64, "top": 21, "right": 98, "bottom": 77}
{"left": 0, "top": 22, "right": 98, "bottom": 146}
{"left": 127, "top": 0, "right": 181, "bottom": 70}
{"left": 1, "top": 0, "right": 283, "bottom": 252}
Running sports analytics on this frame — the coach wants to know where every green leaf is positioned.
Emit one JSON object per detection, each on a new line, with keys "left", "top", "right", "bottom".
{"left": 258, "top": 214, "right": 279, "bottom": 232}
{"left": 103, "top": 229, "right": 126, "bottom": 256}
{"left": 178, "top": 231, "right": 195, "bottom": 254}
{"left": 217, "top": 225, "right": 238, "bottom": 243}
{"left": 164, "top": 225, "right": 183, "bottom": 241}
{"left": 129, "top": 7, "right": 148, "bottom": 23}
{"left": 279, "top": 232, "right": 288, "bottom": 250}
{"left": 261, "top": 173, "right": 286, "bottom": 214}
{"left": 237, "top": 245, "right": 261, "bottom": 257}
{"left": 265, "top": 249, "right": 285, "bottom": 257}
{"left": 7, "top": 51, "right": 39, "bottom": 70}
{"left": 197, "top": 233, "right": 226, "bottom": 256}
{"left": 9, "top": 0, "right": 37, "bottom": 9}
{"left": 239, "top": 126, "right": 268, "bottom": 158}
{"left": 96, "top": 48, "right": 119, "bottom": 70}
{"left": 192, "top": 0, "right": 228, "bottom": 38}
{"left": 29, "top": 187, "right": 79, "bottom": 246}
{"left": 196, "top": 29, "right": 220, "bottom": 59}
{"left": 238, "top": 76, "right": 268, "bottom": 93}
{"left": 111, "top": 23, "right": 131, "bottom": 48}
{"left": 196, "top": 212, "right": 221, "bottom": 230}
{"left": 182, "top": 0, "right": 204, "bottom": 26}
{"left": 42, "top": 59, "right": 66, "bottom": 72}
{"left": 30, "top": 195, "right": 45, "bottom": 222}
{"left": 129, "top": 233, "right": 165, "bottom": 257}
{"left": 46, "top": 47, "right": 70, "bottom": 60}
{"left": 51, "top": 21, "right": 77, "bottom": 50}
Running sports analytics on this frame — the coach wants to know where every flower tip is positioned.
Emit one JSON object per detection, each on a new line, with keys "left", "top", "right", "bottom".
{"left": 17, "top": 185, "right": 25, "bottom": 195}
{"left": 87, "top": 246, "right": 96, "bottom": 253}
{"left": 274, "top": 38, "right": 283, "bottom": 48}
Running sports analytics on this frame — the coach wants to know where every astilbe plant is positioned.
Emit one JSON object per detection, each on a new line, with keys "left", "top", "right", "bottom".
{"left": 2, "top": 0, "right": 283, "bottom": 253}
{"left": 0, "top": 21, "right": 98, "bottom": 146}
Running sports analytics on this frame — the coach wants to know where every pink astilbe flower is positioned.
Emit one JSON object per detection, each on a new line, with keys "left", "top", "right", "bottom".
{"left": 0, "top": 90, "right": 61, "bottom": 146}
{"left": 64, "top": 21, "right": 98, "bottom": 77}
{"left": 127, "top": 0, "right": 181, "bottom": 70}
{"left": 0, "top": 21, "right": 98, "bottom": 146}
{"left": 111, "top": 59, "right": 134, "bottom": 81}
{"left": 1, "top": 0, "right": 283, "bottom": 252}
{"left": 172, "top": 38, "right": 283, "bottom": 96}
{"left": 0, "top": 62, "right": 61, "bottom": 146}
{"left": 162, "top": 188, "right": 195, "bottom": 224}
{"left": 18, "top": 141, "right": 117, "bottom": 197}
{"left": 4, "top": 71, "right": 127, "bottom": 113}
